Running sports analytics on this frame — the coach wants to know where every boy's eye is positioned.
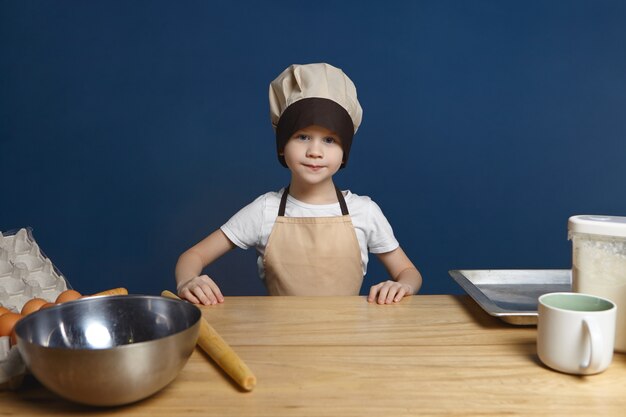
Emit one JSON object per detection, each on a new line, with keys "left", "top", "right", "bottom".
{"left": 297, "top": 134, "right": 310, "bottom": 141}
{"left": 323, "top": 137, "right": 337, "bottom": 144}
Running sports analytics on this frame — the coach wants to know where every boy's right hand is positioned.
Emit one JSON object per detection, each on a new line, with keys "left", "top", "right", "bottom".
{"left": 177, "top": 275, "right": 225, "bottom": 305}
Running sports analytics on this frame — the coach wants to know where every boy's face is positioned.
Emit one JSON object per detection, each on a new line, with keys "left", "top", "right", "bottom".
{"left": 282, "top": 125, "right": 344, "bottom": 186}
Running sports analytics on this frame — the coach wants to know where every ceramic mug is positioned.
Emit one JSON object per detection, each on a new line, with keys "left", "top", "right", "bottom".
{"left": 537, "top": 292, "right": 616, "bottom": 375}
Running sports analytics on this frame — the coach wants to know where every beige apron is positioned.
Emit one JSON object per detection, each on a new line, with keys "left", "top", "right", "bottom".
{"left": 263, "top": 186, "right": 363, "bottom": 296}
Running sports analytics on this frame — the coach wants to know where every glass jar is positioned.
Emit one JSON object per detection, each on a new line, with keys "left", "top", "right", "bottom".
{"left": 569, "top": 215, "right": 626, "bottom": 352}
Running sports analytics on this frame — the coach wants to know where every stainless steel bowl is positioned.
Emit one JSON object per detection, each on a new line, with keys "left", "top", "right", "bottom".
{"left": 14, "top": 295, "right": 201, "bottom": 406}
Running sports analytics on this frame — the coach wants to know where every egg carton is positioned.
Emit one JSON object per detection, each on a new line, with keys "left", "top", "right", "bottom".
{"left": 0, "top": 337, "right": 25, "bottom": 389}
{"left": 0, "top": 227, "right": 71, "bottom": 389}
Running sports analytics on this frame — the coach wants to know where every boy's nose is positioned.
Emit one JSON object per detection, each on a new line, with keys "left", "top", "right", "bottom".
{"left": 306, "top": 141, "right": 323, "bottom": 158}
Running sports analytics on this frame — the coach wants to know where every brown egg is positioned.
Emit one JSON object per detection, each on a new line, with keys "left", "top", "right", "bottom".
{"left": 0, "top": 313, "right": 23, "bottom": 345}
{"left": 0, "top": 306, "right": 11, "bottom": 317}
{"left": 21, "top": 298, "right": 48, "bottom": 315}
{"left": 39, "top": 302, "right": 56, "bottom": 310}
{"left": 55, "top": 289, "right": 82, "bottom": 304}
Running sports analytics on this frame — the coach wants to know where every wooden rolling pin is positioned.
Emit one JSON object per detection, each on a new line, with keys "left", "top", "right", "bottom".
{"left": 161, "top": 290, "right": 256, "bottom": 391}
{"left": 91, "top": 287, "right": 129, "bottom": 296}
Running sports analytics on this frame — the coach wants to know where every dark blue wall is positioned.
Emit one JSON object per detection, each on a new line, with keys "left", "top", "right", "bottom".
{"left": 2, "top": 1, "right": 625, "bottom": 296}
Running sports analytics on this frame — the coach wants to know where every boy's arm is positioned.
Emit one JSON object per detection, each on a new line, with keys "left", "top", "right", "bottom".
{"left": 175, "top": 229, "right": 236, "bottom": 305}
{"left": 368, "top": 247, "right": 422, "bottom": 304}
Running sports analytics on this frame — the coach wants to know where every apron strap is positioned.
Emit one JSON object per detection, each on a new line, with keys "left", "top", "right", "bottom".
{"left": 278, "top": 185, "right": 349, "bottom": 216}
{"left": 335, "top": 186, "right": 349, "bottom": 216}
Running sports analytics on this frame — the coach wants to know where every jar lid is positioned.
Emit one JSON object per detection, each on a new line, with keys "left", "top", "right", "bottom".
{"left": 568, "top": 215, "right": 626, "bottom": 238}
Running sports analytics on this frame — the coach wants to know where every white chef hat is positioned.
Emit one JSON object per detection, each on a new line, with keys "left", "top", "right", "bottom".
{"left": 269, "top": 63, "right": 363, "bottom": 168}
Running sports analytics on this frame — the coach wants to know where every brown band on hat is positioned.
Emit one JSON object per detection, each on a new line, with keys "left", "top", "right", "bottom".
{"left": 276, "top": 97, "right": 355, "bottom": 169}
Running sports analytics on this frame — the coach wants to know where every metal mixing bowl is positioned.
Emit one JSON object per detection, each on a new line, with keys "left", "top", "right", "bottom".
{"left": 14, "top": 295, "right": 201, "bottom": 406}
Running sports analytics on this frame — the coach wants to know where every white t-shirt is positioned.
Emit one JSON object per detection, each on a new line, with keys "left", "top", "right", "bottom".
{"left": 220, "top": 188, "right": 399, "bottom": 279}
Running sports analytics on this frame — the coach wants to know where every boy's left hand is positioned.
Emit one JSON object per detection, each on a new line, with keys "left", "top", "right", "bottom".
{"left": 367, "top": 280, "right": 413, "bottom": 304}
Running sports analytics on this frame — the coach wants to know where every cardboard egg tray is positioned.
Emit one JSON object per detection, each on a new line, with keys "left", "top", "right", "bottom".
{"left": 0, "top": 227, "right": 71, "bottom": 389}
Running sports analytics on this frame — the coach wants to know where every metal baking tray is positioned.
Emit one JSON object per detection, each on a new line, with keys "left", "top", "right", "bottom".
{"left": 449, "top": 269, "right": 571, "bottom": 325}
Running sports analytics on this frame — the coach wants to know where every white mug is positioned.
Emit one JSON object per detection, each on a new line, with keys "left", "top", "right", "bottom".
{"left": 537, "top": 292, "right": 616, "bottom": 375}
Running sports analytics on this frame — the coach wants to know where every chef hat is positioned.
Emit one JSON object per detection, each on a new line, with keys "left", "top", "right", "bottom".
{"left": 269, "top": 63, "right": 363, "bottom": 168}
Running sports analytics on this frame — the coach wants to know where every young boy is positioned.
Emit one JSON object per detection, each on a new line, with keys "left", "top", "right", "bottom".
{"left": 175, "top": 63, "right": 422, "bottom": 305}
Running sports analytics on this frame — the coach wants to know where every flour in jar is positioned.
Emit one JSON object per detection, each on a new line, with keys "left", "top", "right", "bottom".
{"left": 573, "top": 236, "right": 626, "bottom": 287}
{"left": 572, "top": 234, "right": 626, "bottom": 352}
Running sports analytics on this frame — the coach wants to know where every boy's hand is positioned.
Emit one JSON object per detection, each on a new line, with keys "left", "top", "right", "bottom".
{"left": 177, "top": 275, "right": 225, "bottom": 305}
{"left": 367, "top": 280, "right": 413, "bottom": 304}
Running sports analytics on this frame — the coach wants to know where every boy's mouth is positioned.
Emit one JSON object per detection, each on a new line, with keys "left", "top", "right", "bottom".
{"left": 303, "top": 164, "right": 325, "bottom": 171}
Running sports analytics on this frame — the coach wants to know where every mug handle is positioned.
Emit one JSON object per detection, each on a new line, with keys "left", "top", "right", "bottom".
{"left": 580, "top": 318, "right": 603, "bottom": 372}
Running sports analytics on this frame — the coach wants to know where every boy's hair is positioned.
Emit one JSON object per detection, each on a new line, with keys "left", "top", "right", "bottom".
{"left": 269, "top": 63, "right": 362, "bottom": 168}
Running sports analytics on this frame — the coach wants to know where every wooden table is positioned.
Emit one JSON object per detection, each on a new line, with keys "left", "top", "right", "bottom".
{"left": 3, "top": 295, "right": 626, "bottom": 416}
